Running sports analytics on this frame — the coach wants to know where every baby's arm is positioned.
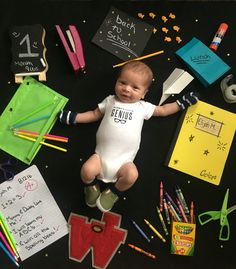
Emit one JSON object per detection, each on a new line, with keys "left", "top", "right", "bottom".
{"left": 153, "top": 91, "right": 200, "bottom": 117}
{"left": 75, "top": 108, "right": 103, "bottom": 123}
{"left": 153, "top": 102, "right": 180, "bottom": 117}
{"left": 58, "top": 107, "right": 103, "bottom": 125}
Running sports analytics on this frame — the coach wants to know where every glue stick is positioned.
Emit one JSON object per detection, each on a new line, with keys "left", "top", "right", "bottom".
{"left": 209, "top": 23, "right": 228, "bottom": 51}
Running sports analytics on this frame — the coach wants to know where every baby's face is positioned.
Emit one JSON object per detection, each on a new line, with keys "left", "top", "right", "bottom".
{"left": 115, "top": 69, "right": 149, "bottom": 103}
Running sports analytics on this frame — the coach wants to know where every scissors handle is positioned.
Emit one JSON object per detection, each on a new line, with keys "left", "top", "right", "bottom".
{"left": 0, "top": 158, "right": 18, "bottom": 181}
{"left": 198, "top": 210, "right": 220, "bottom": 225}
{"left": 2, "top": 169, "right": 15, "bottom": 181}
{"left": 219, "top": 218, "right": 230, "bottom": 241}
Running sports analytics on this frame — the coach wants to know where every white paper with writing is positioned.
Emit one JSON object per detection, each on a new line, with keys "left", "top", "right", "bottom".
{"left": 0, "top": 165, "right": 68, "bottom": 261}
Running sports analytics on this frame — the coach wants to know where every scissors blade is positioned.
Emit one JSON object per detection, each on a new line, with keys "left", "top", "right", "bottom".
{"left": 227, "top": 205, "right": 236, "bottom": 214}
{"left": 220, "top": 189, "right": 229, "bottom": 226}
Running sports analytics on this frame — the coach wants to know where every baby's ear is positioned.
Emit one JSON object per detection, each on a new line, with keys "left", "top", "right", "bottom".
{"left": 141, "top": 89, "right": 149, "bottom": 99}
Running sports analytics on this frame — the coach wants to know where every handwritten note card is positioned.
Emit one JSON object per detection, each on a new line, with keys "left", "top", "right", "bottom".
{"left": 0, "top": 165, "right": 68, "bottom": 261}
{"left": 92, "top": 7, "right": 153, "bottom": 61}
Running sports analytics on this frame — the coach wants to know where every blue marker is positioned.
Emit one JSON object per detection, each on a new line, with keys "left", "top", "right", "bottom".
{"left": 131, "top": 219, "right": 151, "bottom": 243}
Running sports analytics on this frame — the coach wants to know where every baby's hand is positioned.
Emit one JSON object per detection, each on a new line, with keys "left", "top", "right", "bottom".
{"left": 176, "top": 91, "right": 200, "bottom": 110}
{"left": 58, "top": 109, "right": 77, "bottom": 125}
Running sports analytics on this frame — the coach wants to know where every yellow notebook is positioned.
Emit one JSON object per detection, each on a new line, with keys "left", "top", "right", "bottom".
{"left": 166, "top": 101, "right": 236, "bottom": 185}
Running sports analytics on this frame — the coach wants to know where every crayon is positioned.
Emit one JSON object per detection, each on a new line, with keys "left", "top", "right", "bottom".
{"left": 167, "top": 204, "right": 178, "bottom": 222}
{"left": 144, "top": 219, "right": 166, "bottom": 243}
{"left": 175, "top": 186, "right": 189, "bottom": 214}
{"left": 130, "top": 219, "right": 151, "bottom": 243}
{"left": 165, "top": 191, "right": 181, "bottom": 215}
{"left": 176, "top": 198, "right": 188, "bottom": 223}
{"left": 190, "top": 201, "right": 195, "bottom": 223}
{"left": 160, "top": 181, "right": 163, "bottom": 212}
{"left": 167, "top": 201, "right": 181, "bottom": 222}
{"left": 128, "top": 243, "right": 156, "bottom": 259}
{"left": 156, "top": 206, "right": 168, "bottom": 235}
{"left": 163, "top": 198, "right": 171, "bottom": 224}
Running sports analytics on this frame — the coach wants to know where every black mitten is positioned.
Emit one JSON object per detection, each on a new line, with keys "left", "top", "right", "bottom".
{"left": 176, "top": 91, "right": 200, "bottom": 110}
{"left": 58, "top": 109, "right": 77, "bottom": 125}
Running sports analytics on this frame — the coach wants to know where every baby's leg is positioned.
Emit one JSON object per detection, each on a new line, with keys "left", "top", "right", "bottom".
{"left": 115, "top": 162, "right": 139, "bottom": 191}
{"left": 96, "top": 162, "right": 138, "bottom": 212}
{"left": 81, "top": 154, "right": 102, "bottom": 208}
{"left": 80, "top": 153, "right": 102, "bottom": 184}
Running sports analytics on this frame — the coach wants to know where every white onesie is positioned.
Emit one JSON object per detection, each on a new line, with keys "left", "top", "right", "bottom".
{"left": 95, "top": 95, "right": 156, "bottom": 183}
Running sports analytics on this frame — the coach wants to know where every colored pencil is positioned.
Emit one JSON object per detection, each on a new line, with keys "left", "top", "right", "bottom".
{"left": 12, "top": 114, "right": 50, "bottom": 129}
{"left": 11, "top": 100, "right": 54, "bottom": 127}
{"left": 14, "top": 133, "right": 67, "bottom": 152}
{"left": 0, "top": 241, "right": 19, "bottom": 267}
{"left": 0, "top": 231, "right": 18, "bottom": 261}
{"left": 0, "top": 212, "right": 19, "bottom": 258}
{"left": 113, "top": 50, "right": 164, "bottom": 68}
{"left": 13, "top": 128, "right": 68, "bottom": 143}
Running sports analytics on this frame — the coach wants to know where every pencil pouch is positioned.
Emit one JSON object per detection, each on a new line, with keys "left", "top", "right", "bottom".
{"left": 0, "top": 77, "right": 68, "bottom": 164}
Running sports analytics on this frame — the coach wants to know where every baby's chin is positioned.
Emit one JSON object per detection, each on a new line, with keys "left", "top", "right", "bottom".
{"left": 116, "top": 95, "right": 140, "bottom": 103}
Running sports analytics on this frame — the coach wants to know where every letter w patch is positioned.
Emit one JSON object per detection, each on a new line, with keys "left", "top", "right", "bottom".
{"left": 68, "top": 212, "right": 127, "bottom": 269}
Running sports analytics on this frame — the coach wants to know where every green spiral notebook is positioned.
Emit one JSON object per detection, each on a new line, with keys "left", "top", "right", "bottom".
{"left": 0, "top": 77, "right": 68, "bottom": 164}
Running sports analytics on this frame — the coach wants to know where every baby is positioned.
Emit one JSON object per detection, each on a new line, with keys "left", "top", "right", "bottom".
{"left": 59, "top": 61, "right": 199, "bottom": 212}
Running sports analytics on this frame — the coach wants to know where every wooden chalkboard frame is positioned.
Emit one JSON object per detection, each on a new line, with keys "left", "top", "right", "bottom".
{"left": 9, "top": 24, "right": 48, "bottom": 83}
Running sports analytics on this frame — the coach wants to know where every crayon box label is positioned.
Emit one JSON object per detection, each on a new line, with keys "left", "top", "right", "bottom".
{"left": 170, "top": 220, "right": 196, "bottom": 256}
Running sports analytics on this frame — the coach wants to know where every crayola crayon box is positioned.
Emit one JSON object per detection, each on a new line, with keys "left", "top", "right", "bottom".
{"left": 170, "top": 220, "right": 196, "bottom": 256}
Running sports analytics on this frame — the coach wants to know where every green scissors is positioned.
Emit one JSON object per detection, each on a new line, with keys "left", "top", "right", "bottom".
{"left": 198, "top": 188, "right": 236, "bottom": 241}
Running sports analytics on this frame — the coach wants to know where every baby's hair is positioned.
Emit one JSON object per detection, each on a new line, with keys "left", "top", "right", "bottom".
{"left": 119, "top": 60, "right": 154, "bottom": 89}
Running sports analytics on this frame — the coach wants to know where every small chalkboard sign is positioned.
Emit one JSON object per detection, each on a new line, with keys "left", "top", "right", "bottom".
{"left": 92, "top": 7, "right": 153, "bottom": 61}
{"left": 9, "top": 24, "right": 48, "bottom": 83}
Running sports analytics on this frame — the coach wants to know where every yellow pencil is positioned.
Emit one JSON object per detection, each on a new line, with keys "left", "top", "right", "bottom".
{"left": 14, "top": 133, "right": 67, "bottom": 152}
{"left": 113, "top": 50, "right": 164, "bottom": 68}
{"left": 144, "top": 219, "right": 166, "bottom": 243}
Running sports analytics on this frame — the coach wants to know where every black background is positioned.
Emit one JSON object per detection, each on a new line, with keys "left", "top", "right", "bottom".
{"left": 0, "top": 1, "right": 236, "bottom": 269}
